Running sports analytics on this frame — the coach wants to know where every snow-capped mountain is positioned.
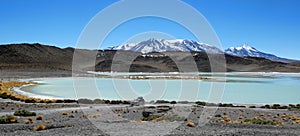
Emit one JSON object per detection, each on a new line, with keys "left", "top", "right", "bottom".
{"left": 108, "top": 39, "right": 223, "bottom": 54}
{"left": 225, "top": 44, "right": 295, "bottom": 63}
{"left": 108, "top": 39, "right": 297, "bottom": 63}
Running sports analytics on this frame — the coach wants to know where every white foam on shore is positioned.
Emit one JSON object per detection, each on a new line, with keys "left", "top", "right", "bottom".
{"left": 12, "top": 84, "right": 64, "bottom": 100}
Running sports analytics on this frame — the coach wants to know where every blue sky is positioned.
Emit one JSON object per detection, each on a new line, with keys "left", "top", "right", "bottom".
{"left": 0, "top": 0, "right": 300, "bottom": 59}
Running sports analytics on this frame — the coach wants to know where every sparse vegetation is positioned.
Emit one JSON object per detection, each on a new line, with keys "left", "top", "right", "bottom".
{"left": 24, "top": 118, "right": 34, "bottom": 124}
{"left": 142, "top": 114, "right": 163, "bottom": 121}
{"left": 260, "top": 104, "right": 289, "bottom": 109}
{"left": 0, "top": 115, "right": 18, "bottom": 124}
{"left": 243, "top": 118, "right": 281, "bottom": 126}
{"left": 14, "top": 109, "right": 36, "bottom": 116}
{"left": 159, "top": 115, "right": 186, "bottom": 122}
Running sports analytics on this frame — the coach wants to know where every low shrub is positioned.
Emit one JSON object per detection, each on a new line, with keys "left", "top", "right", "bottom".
{"left": 0, "top": 92, "right": 9, "bottom": 99}
{"left": 159, "top": 115, "right": 186, "bottom": 122}
{"left": 170, "top": 101, "right": 177, "bottom": 104}
{"left": 24, "top": 99, "right": 37, "bottom": 103}
{"left": 186, "top": 120, "right": 195, "bottom": 127}
{"left": 63, "top": 99, "right": 77, "bottom": 103}
{"left": 24, "top": 118, "right": 34, "bottom": 124}
{"left": 105, "top": 100, "right": 110, "bottom": 104}
{"left": 142, "top": 111, "right": 151, "bottom": 118}
{"left": 195, "top": 101, "right": 206, "bottom": 106}
{"left": 142, "top": 114, "right": 163, "bottom": 121}
{"left": 61, "top": 112, "right": 68, "bottom": 115}
{"left": 0, "top": 115, "right": 18, "bottom": 124}
{"left": 110, "top": 100, "right": 124, "bottom": 104}
{"left": 249, "top": 106, "right": 256, "bottom": 108}
{"left": 214, "top": 114, "right": 222, "bottom": 118}
{"left": 272, "top": 104, "right": 281, "bottom": 109}
{"left": 33, "top": 124, "right": 46, "bottom": 131}
{"left": 219, "top": 103, "right": 233, "bottom": 107}
{"left": 14, "top": 109, "right": 36, "bottom": 116}
{"left": 122, "top": 101, "right": 130, "bottom": 104}
{"left": 36, "top": 115, "right": 43, "bottom": 120}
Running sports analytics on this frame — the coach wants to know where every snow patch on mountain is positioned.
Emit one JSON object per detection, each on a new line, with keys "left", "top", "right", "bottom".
{"left": 225, "top": 44, "right": 295, "bottom": 63}
{"left": 109, "top": 39, "right": 223, "bottom": 54}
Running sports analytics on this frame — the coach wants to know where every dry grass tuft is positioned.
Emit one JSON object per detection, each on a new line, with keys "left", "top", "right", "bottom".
{"left": 36, "top": 115, "right": 43, "bottom": 120}
{"left": 24, "top": 118, "right": 34, "bottom": 124}
{"left": 61, "top": 112, "right": 68, "bottom": 115}
{"left": 186, "top": 120, "right": 195, "bottom": 127}
{"left": 33, "top": 124, "right": 46, "bottom": 131}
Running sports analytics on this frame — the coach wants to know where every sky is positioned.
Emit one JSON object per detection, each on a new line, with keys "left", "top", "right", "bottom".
{"left": 0, "top": 0, "right": 300, "bottom": 59}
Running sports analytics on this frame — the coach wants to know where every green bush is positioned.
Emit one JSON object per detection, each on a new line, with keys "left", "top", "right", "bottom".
{"left": 0, "top": 115, "right": 18, "bottom": 124}
{"left": 14, "top": 109, "right": 36, "bottom": 116}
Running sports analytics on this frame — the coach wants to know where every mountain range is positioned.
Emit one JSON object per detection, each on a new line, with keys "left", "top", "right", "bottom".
{"left": 0, "top": 42, "right": 300, "bottom": 77}
{"left": 109, "top": 39, "right": 297, "bottom": 63}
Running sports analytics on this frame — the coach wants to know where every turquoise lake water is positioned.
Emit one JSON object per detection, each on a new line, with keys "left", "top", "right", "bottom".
{"left": 18, "top": 73, "right": 300, "bottom": 104}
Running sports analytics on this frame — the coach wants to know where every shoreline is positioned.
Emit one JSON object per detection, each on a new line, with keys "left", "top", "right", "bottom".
{"left": 1, "top": 82, "right": 299, "bottom": 112}
{"left": 1, "top": 79, "right": 300, "bottom": 135}
{"left": 0, "top": 81, "right": 77, "bottom": 103}
{"left": 1, "top": 80, "right": 300, "bottom": 108}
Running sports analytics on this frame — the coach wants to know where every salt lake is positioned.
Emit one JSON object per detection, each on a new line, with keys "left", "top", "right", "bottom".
{"left": 17, "top": 72, "right": 300, "bottom": 104}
